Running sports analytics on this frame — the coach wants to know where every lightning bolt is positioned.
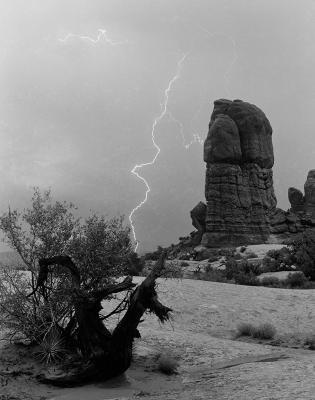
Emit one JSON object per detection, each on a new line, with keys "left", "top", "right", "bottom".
{"left": 130, "top": 29, "right": 239, "bottom": 251}
{"left": 58, "top": 28, "right": 127, "bottom": 46}
{"left": 167, "top": 112, "right": 204, "bottom": 149}
{"left": 128, "top": 53, "right": 188, "bottom": 251}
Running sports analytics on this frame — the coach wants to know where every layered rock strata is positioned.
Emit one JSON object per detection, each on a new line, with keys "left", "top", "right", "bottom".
{"left": 201, "top": 99, "right": 277, "bottom": 247}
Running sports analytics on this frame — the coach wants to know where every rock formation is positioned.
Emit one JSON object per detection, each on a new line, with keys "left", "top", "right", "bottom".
{"left": 201, "top": 99, "right": 277, "bottom": 247}
{"left": 270, "top": 170, "right": 315, "bottom": 235}
{"left": 190, "top": 201, "right": 207, "bottom": 245}
{"left": 304, "top": 170, "right": 315, "bottom": 217}
{"left": 188, "top": 99, "right": 315, "bottom": 248}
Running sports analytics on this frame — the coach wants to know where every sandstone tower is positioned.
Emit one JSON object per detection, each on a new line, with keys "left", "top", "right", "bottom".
{"left": 202, "top": 99, "right": 277, "bottom": 246}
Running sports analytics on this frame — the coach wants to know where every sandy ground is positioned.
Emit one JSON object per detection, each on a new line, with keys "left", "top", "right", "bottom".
{"left": 2, "top": 277, "right": 315, "bottom": 399}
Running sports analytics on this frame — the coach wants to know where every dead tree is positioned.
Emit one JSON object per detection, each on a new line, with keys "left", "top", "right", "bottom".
{"left": 35, "top": 253, "right": 171, "bottom": 386}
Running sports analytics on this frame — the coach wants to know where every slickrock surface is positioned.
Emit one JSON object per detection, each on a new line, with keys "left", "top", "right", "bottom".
{"left": 202, "top": 99, "right": 277, "bottom": 247}
{"left": 3, "top": 278, "right": 315, "bottom": 399}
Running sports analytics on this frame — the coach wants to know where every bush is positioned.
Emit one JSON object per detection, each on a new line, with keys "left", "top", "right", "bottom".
{"left": 225, "top": 258, "right": 239, "bottom": 280}
{"left": 198, "top": 266, "right": 228, "bottom": 283}
{"left": 261, "top": 256, "right": 279, "bottom": 273}
{"left": 263, "top": 247, "right": 294, "bottom": 273}
{"left": 0, "top": 188, "right": 133, "bottom": 344}
{"left": 236, "top": 322, "right": 276, "bottom": 340}
{"left": 225, "top": 258, "right": 260, "bottom": 285}
{"left": 236, "top": 322, "right": 255, "bottom": 337}
{"left": 251, "top": 323, "right": 276, "bottom": 340}
{"left": 35, "top": 326, "right": 67, "bottom": 364}
{"left": 284, "top": 272, "right": 309, "bottom": 288}
{"left": 234, "top": 271, "right": 259, "bottom": 286}
{"left": 157, "top": 353, "right": 178, "bottom": 375}
{"left": 290, "top": 231, "right": 315, "bottom": 280}
{"left": 160, "top": 262, "right": 183, "bottom": 279}
{"left": 304, "top": 335, "right": 315, "bottom": 350}
{"left": 260, "top": 276, "right": 281, "bottom": 288}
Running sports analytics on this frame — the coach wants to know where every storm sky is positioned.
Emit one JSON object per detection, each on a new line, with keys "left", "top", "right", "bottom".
{"left": 0, "top": 0, "right": 315, "bottom": 252}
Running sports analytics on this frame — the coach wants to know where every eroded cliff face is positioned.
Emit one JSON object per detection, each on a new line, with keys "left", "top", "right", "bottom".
{"left": 202, "top": 99, "right": 277, "bottom": 247}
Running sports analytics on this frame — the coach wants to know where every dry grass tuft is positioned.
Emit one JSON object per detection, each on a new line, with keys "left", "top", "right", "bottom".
{"left": 236, "top": 322, "right": 276, "bottom": 340}
{"left": 157, "top": 352, "right": 179, "bottom": 375}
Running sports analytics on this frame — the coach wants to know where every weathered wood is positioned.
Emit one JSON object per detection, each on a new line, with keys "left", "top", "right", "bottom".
{"left": 35, "top": 252, "right": 171, "bottom": 386}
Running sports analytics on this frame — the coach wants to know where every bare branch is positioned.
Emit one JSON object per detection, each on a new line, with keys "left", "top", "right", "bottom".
{"left": 92, "top": 276, "right": 136, "bottom": 301}
{"left": 27, "top": 256, "right": 80, "bottom": 298}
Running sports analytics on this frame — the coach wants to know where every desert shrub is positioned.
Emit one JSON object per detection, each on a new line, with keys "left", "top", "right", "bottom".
{"left": 290, "top": 231, "right": 315, "bottom": 280}
{"left": 225, "top": 259, "right": 260, "bottom": 285}
{"left": 239, "top": 259, "right": 261, "bottom": 275}
{"left": 157, "top": 353, "right": 178, "bottom": 375}
{"left": 223, "top": 258, "right": 260, "bottom": 285}
{"left": 260, "top": 276, "right": 281, "bottom": 288}
{"left": 236, "top": 322, "right": 276, "bottom": 340}
{"left": 240, "top": 246, "right": 247, "bottom": 253}
{"left": 304, "top": 335, "right": 315, "bottom": 350}
{"left": 263, "top": 247, "right": 294, "bottom": 273}
{"left": 233, "top": 271, "right": 259, "bottom": 286}
{"left": 261, "top": 256, "right": 279, "bottom": 273}
{"left": 160, "top": 262, "right": 183, "bottom": 278}
{"left": 251, "top": 323, "right": 276, "bottom": 340}
{"left": 199, "top": 266, "right": 228, "bottom": 283}
{"left": 225, "top": 258, "right": 239, "bottom": 280}
{"left": 236, "top": 322, "right": 255, "bottom": 337}
{"left": 35, "top": 326, "right": 67, "bottom": 364}
{"left": 0, "top": 188, "right": 133, "bottom": 344}
{"left": 284, "top": 272, "right": 309, "bottom": 288}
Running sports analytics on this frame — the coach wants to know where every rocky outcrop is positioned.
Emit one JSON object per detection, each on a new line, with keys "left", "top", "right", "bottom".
{"left": 270, "top": 170, "right": 315, "bottom": 236}
{"left": 202, "top": 99, "right": 277, "bottom": 247}
{"left": 190, "top": 202, "right": 207, "bottom": 245}
{"left": 288, "top": 187, "right": 304, "bottom": 213}
{"left": 304, "top": 170, "right": 315, "bottom": 217}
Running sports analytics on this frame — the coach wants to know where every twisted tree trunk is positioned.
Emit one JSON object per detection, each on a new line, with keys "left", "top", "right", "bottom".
{"left": 36, "top": 253, "right": 171, "bottom": 386}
